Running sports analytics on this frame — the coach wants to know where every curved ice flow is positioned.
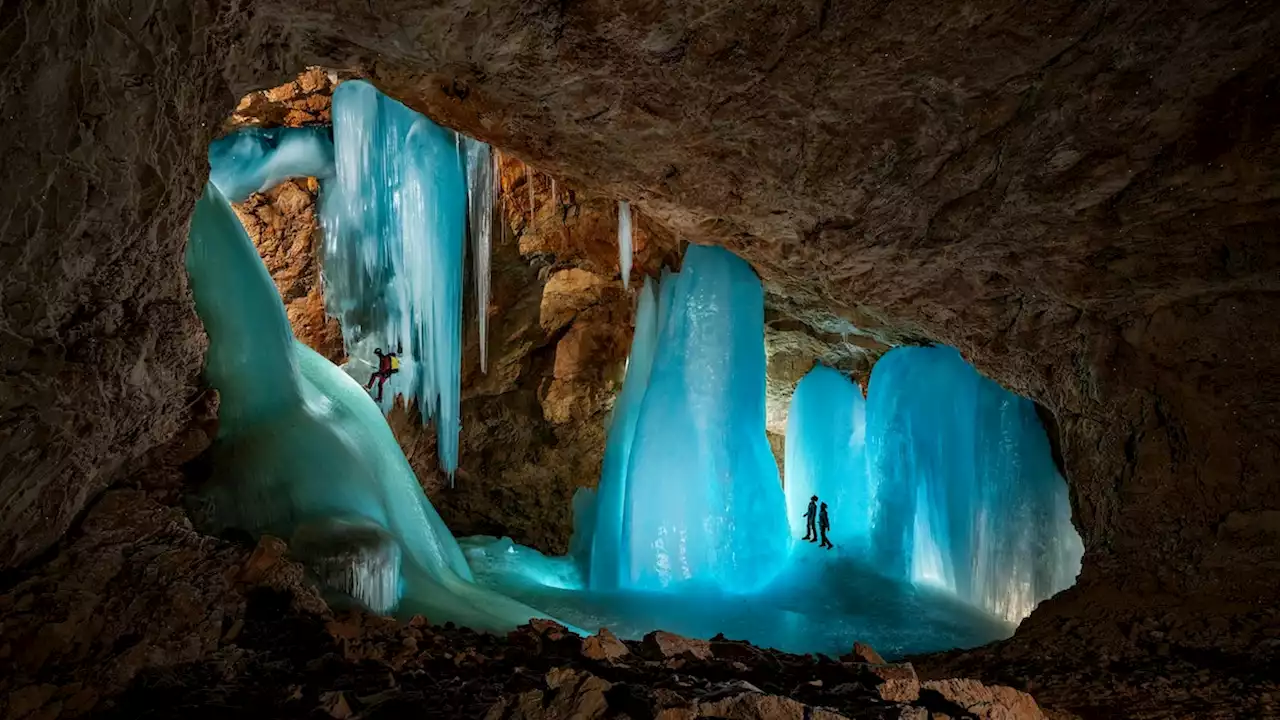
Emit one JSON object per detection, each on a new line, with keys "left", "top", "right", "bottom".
{"left": 186, "top": 181, "right": 570, "bottom": 633}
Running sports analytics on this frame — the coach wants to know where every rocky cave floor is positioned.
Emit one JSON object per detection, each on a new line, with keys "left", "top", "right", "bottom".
{"left": 2, "top": 450, "right": 1278, "bottom": 720}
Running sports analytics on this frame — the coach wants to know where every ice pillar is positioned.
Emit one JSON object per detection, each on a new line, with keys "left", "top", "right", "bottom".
{"left": 588, "top": 245, "right": 788, "bottom": 593}
{"left": 864, "top": 346, "right": 1083, "bottom": 622}
{"left": 784, "top": 365, "right": 870, "bottom": 549}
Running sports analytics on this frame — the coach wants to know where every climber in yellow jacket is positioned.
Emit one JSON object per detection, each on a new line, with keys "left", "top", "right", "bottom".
{"left": 366, "top": 344, "right": 402, "bottom": 402}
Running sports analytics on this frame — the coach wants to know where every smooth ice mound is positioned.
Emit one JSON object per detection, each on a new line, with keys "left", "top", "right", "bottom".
{"left": 581, "top": 245, "right": 790, "bottom": 593}
{"left": 864, "top": 346, "right": 1084, "bottom": 622}
{"left": 785, "top": 365, "right": 870, "bottom": 549}
{"left": 185, "top": 180, "right": 565, "bottom": 633}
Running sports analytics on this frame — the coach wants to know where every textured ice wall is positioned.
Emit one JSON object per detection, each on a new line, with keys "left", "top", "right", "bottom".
{"left": 785, "top": 365, "right": 870, "bottom": 548}
{"left": 209, "top": 126, "right": 334, "bottom": 203}
{"left": 864, "top": 346, "right": 1083, "bottom": 622}
{"left": 321, "top": 80, "right": 467, "bottom": 475}
{"left": 586, "top": 245, "right": 789, "bottom": 593}
{"left": 186, "top": 179, "right": 564, "bottom": 631}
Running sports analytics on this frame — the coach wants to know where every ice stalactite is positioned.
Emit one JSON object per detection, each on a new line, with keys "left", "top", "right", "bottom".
{"left": 583, "top": 245, "right": 789, "bottom": 593}
{"left": 617, "top": 201, "right": 633, "bottom": 290}
{"left": 785, "top": 365, "right": 870, "bottom": 549}
{"left": 320, "top": 80, "right": 466, "bottom": 476}
{"left": 863, "top": 346, "right": 1083, "bottom": 622}
{"left": 188, "top": 169, "right": 568, "bottom": 631}
{"left": 208, "top": 126, "right": 334, "bottom": 203}
{"left": 463, "top": 138, "right": 496, "bottom": 373}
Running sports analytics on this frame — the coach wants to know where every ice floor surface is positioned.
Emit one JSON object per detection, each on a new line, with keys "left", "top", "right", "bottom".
{"left": 460, "top": 536, "right": 1014, "bottom": 660}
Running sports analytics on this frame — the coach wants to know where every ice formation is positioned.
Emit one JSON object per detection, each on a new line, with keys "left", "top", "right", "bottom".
{"left": 194, "top": 145, "right": 565, "bottom": 632}
{"left": 785, "top": 365, "right": 870, "bottom": 549}
{"left": 321, "top": 80, "right": 467, "bottom": 475}
{"left": 864, "top": 346, "right": 1084, "bottom": 622}
{"left": 617, "top": 201, "right": 633, "bottom": 289}
{"left": 583, "top": 245, "right": 789, "bottom": 593}
{"left": 208, "top": 126, "right": 335, "bottom": 203}
{"left": 463, "top": 137, "right": 496, "bottom": 373}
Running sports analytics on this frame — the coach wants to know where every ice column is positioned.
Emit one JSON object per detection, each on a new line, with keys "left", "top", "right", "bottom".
{"left": 617, "top": 201, "right": 633, "bottom": 290}
{"left": 784, "top": 365, "right": 870, "bottom": 549}
{"left": 463, "top": 137, "right": 496, "bottom": 373}
{"left": 321, "top": 80, "right": 467, "bottom": 475}
{"left": 586, "top": 245, "right": 789, "bottom": 593}
{"left": 864, "top": 346, "right": 1083, "bottom": 622}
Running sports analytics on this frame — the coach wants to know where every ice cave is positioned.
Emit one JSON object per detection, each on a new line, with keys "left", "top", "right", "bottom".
{"left": 6, "top": 6, "right": 1277, "bottom": 717}
{"left": 189, "top": 78, "right": 1086, "bottom": 662}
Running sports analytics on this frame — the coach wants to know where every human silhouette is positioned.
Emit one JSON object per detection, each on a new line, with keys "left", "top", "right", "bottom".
{"left": 803, "top": 495, "right": 819, "bottom": 542}
{"left": 819, "top": 502, "right": 833, "bottom": 549}
{"left": 365, "top": 343, "right": 402, "bottom": 402}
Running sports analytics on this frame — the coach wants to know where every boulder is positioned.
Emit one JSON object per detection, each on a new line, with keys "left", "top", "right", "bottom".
{"left": 581, "top": 628, "right": 630, "bottom": 662}
{"left": 921, "top": 679, "right": 1046, "bottom": 720}
{"left": 642, "top": 631, "right": 713, "bottom": 661}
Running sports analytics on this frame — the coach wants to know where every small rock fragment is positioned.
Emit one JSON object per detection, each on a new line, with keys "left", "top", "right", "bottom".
{"left": 642, "top": 630, "right": 713, "bottom": 661}
{"left": 581, "top": 627, "right": 630, "bottom": 661}
{"left": 851, "top": 641, "right": 886, "bottom": 665}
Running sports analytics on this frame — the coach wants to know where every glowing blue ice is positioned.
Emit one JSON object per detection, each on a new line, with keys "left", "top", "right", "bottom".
{"left": 185, "top": 179, "right": 566, "bottom": 632}
{"left": 785, "top": 365, "right": 870, "bottom": 549}
{"left": 208, "top": 126, "right": 334, "bottom": 203}
{"left": 585, "top": 245, "right": 789, "bottom": 593}
{"left": 864, "top": 346, "right": 1083, "bottom": 622}
{"left": 321, "top": 80, "right": 466, "bottom": 476}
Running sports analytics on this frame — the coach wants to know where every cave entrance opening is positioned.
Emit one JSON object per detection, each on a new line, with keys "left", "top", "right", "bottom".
{"left": 188, "top": 70, "right": 1080, "bottom": 660}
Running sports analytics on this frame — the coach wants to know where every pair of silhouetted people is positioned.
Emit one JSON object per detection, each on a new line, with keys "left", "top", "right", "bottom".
{"left": 365, "top": 344, "right": 402, "bottom": 402}
{"left": 802, "top": 495, "right": 833, "bottom": 549}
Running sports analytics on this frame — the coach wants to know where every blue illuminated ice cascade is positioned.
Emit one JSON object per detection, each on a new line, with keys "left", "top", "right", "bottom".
{"left": 208, "top": 126, "right": 335, "bottom": 203}
{"left": 785, "top": 365, "right": 870, "bottom": 549}
{"left": 321, "top": 80, "right": 467, "bottom": 475}
{"left": 864, "top": 346, "right": 1083, "bottom": 622}
{"left": 185, "top": 178, "right": 566, "bottom": 632}
{"left": 584, "top": 245, "right": 789, "bottom": 593}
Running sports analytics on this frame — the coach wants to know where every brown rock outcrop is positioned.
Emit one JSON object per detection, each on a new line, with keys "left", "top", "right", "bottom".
{"left": 235, "top": 178, "right": 346, "bottom": 364}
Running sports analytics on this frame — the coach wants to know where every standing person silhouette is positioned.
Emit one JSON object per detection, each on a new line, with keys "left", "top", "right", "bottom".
{"left": 819, "top": 502, "right": 833, "bottom": 549}
{"left": 803, "top": 495, "right": 819, "bottom": 542}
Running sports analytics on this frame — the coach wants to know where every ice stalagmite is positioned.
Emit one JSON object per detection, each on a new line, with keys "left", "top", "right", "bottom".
{"left": 321, "top": 80, "right": 466, "bottom": 475}
{"left": 585, "top": 245, "right": 788, "bottom": 593}
{"left": 186, "top": 177, "right": 568, "bottom": 632}
{"left": 785, "top": 365, "right": 870, "bottom": 549}
{"left": 617, "top": 201, "right": 633, "bottom": 290}
{"left": 587, "top": 277, "right": 660, "bottom": 590}
{"left": 863, "top": 346, "right": 1083, "bottom": 622}
{"left": 463, "top": 138, "right": 496, "bottom": 373}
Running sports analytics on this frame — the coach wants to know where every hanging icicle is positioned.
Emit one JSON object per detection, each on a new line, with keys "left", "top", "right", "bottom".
{"left": 463, "top": 138, "right": 495, "bottom": 374}
{"left": 617, "top": 201, "right": 633, "bottom": 290}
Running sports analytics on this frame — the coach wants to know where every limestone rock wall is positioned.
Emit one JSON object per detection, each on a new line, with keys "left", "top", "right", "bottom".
{"left": 267, "top": 0, "right": 1280, "bottom": 600}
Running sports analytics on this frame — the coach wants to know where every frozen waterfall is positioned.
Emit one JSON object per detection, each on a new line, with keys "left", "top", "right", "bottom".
{"left": 864, "top": 346, "right": 1083, "bottom": 622}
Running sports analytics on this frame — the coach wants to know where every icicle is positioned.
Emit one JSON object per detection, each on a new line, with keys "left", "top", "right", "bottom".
{"left": 550, "top": 178, "right": 557, "bottom": 205}
{"left": 463, "top": 137, "right": 495, "bottom": 374}
{"left": 526, "top": 165, "right": 535, "bottom": 215}
{"left": 617, "top": 201, "right": 633, "bottom": 290}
